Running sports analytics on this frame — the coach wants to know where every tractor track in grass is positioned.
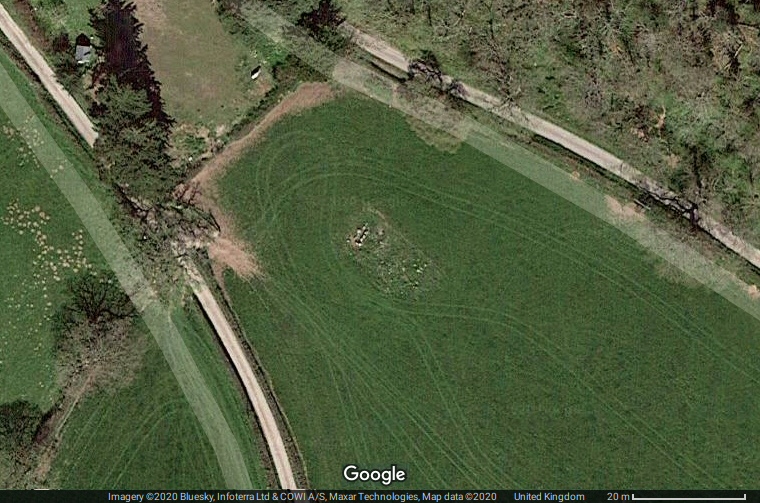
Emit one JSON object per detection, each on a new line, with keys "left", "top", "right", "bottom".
{"left": 189, "top": 82, "right": 335, "bottom": 287}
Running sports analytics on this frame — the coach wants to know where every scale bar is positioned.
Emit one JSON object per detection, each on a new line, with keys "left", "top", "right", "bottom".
{"left": 632, "top": 496, "right": 746, "bottom": 501}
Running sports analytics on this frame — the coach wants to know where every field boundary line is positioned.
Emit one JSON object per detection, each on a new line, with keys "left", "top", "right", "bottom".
{"left": 0, "top": 52, "right": 252, "bottom": 489}
{"left": 0, "top": 6, "right": 297, "bottom": 488}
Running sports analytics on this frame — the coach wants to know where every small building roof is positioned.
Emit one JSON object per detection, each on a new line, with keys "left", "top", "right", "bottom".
{"left": 75, "top": 45, "right": 92, "bottom": 64}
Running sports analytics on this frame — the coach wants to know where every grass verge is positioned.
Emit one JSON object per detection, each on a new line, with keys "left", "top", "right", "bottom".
{"left": 50, "top": 305, "right": 269, "bottom": 488}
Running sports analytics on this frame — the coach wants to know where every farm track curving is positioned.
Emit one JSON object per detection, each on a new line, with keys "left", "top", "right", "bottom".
{"left": 186, "top": 264, "right": 299, "bottom": 489}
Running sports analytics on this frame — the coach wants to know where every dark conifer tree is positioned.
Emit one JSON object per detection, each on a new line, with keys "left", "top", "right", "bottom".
{"left": 296, "top": 0, "right": 348, "bottom": 50}
{"left": 88, "top": 0, "right": 181, "bottom": 202}
{"left": 89, "top": 0, "right": 171, "bottom": 127}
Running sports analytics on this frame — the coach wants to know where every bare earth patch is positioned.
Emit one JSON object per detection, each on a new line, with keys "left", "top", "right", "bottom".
{"left": 606, "top": 195, "right": 645, "bottom": 222}
{"left": 192, "top": 82, "right": 336, "bottom": 190}
{"left": 209, "top": 236, "right": 258, "bottom": 283}
{"left": 747, "top": 284, "right": 760, "bottom": 299}
{"left": 189, "top": 82, "right": 336, "bottom": 284}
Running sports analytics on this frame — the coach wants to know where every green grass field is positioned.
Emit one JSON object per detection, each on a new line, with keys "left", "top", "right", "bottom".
{"left": 132, "top": 0, "right": 269, "bottom": 128}
{"left": 15, "top": 0, "right": 268, "bottom": 130}
{"left": 218, "top": 96, "right": 760, "bottom": 488}
{"left": 338, "top": 1, "right": 760, "bottom": 244}
{"left": 0, "top": 46, "right": 267, "bottom": 488}
{"left": 51, "top": 306, "right": 269, "bottom": 488}
{"left": 0, "top": 48, "right": 103, "bottom": 410}
{"left": 51, "top": 333, "right": 226, "bottom": 488}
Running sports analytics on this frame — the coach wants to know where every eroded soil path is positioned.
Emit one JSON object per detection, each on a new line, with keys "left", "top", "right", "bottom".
{"left": 192, "top": 82, "right": 335, "bottom": 190}
{"left": 189, "top": 82, "right": 336, "bottom": 282}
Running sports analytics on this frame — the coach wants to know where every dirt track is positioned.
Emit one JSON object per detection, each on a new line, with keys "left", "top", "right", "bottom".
{"left": 192, "top": 82, "right": 334, "bottom": 281}
{"left": 192, "top": 82, "right": 334, "bottom": 191}
{"left": 187, "top": 264, "right": 298, "bottom": 489}
{"left": 0, "top": 4, "right": 98, "bottom": 146}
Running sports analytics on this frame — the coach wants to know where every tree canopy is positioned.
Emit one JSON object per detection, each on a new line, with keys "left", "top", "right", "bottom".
{"left": 54, "top": 269, "right": 136, "bottom": 340}
{"left": 0, "top": 401, "right": 43, "bottom": 452}
{"left": 296, "top": 0, "right": 348, "bottom": 50}
{"left": 89, "top": 0, "right": 179, "bottom": 203}
{"left": 89, "top": 0, "right": 170, "bottom": 126}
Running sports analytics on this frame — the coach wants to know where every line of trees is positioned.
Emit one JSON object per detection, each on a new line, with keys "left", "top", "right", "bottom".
{"left": 0, "top": 271, "right": 141, "bottom": 486}
{"left": 88, "top": 0, "right": 180, "bottom": 204}
{"left": 53, "top": 270, "right": 144, "bottom": 397}
{"left": 85, "top": 0, "right": 223, "bottom": 281}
